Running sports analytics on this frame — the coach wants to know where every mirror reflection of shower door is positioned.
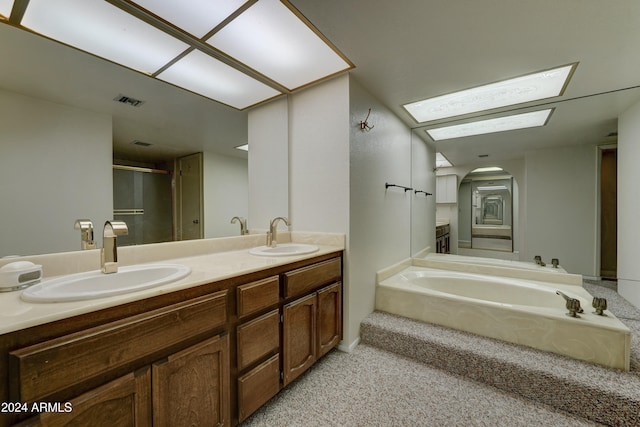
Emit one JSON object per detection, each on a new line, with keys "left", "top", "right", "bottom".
{"left": 177, "top": 153, "right": 203, "bottom": 241}
{"left": 113, "top": 166, "right": 173, "bottom": 246}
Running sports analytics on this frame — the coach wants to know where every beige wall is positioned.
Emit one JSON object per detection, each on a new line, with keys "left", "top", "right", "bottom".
{"left": 618, "top": 98, "right": 640, "bottom": 308}
{"left": 0, "top": 88, "right": 112, "bottom": 256}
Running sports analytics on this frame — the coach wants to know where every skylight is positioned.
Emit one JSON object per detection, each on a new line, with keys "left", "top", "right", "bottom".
{"left": 207, "top": 0, "right": 351, "bottom": 91}
{"left": 436, "top": 152, "right": 453, "bottom": 168}
{"left": 157, "top": 50, "right": 281, "bottom": 110}
{"left": 10, "top": 0, "right": 353, "bottom": 110}
{"left": 0, "top": 0, "right": 13, "bottom": 20}
{"left": 471, "top": 167, "right": 503, "bottom": 173}
{"left": 426, "top": 109, "right": 553, "bottom": 141}
{"left": 404, "top": 64, "right": 576, "bottom": 123}
{"left": 21, "top": 0, "right": 190, "bottom": 75}
{"left": 130, "top": 0, "right": 246, "bottom": 38}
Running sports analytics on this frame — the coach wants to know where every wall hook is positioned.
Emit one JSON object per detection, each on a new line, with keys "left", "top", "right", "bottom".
{"left": 359, "top": 108, "right": 375, "bottom": 131}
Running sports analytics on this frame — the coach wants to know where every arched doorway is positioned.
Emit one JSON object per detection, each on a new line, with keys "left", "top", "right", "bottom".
{"left": 458, "top": 167, "right": 517, "bottom": 254}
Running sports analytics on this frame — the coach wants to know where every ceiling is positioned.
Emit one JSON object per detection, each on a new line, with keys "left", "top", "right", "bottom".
{"left": 2, "top": 1, "right": 640, "bottom": 166}
{"left": 290, "top": 0, "right": 640, "bottom": 166}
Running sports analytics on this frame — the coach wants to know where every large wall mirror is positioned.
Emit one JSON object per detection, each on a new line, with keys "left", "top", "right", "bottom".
{"left": 458, "top": 168, "right": 517, "bottom": 254}
{"left": 0, "top": 22, "right": 255, "bottom": 257}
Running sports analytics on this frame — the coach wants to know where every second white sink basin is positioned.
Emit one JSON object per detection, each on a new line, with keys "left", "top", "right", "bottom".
{"left": 21, "top": 264, "right": 191, "bottom": 303}
{"left": 249, "top": 243, "right": 319, "bottom": 257}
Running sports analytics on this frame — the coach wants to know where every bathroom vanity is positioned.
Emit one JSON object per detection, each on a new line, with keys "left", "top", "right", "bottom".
{"left": 0, "top": 240, "right": 343, "bottom": 427}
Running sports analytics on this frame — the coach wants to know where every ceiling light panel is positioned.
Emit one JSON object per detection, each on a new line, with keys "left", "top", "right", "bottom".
{"left": 405, "top": 64, "right": 576, "bottom": 123}
{"left": 436, "top": 152, "right": 453, "bottom": 168}
{"left": 157, "top": 49, "right": 281, "bottom": 109}
{"left": 21, "top": 0, "right": 189, "bottom": 74}
{"left": 0, "top": 0, "right": 13, "bottom": 19}
{"left": 129, "top": 0, "right": 246, "bottom": 38}
{"left": 472, "top": 167, "right": 503, "bottom": 173}
{"left": 426, "top": 109, "right": 553, "bottom": 141}
{"left": 207, "top": 0, "right": 351, "bottom": 90}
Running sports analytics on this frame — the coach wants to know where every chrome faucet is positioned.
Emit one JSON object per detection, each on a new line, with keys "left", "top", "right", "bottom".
{"left": 556, "top": 290, "right": 583, "bottom": 317}
{"left": 267, "top": 217, "right": 290, "bottom": 247}
{"left": 231, "top": 216, "right": 248, "bottom": 235}
{"left": 74, "top": 219, "right": 96, "bottom": 250}
{"left": 534, "top": 255, "right": 546, "bottom": 267}
{"left": 101, "top": 220, "right": 128, "bottom": 274}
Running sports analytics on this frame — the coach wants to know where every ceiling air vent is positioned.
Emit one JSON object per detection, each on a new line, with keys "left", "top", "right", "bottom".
{"left": 131, "top": 140, "right": 152, "bottom": 147}
{"left": 114, "top": 94, "right": 145, "bottom": 107}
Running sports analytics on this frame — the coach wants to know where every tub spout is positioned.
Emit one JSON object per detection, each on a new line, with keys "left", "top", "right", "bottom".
{"left": 534, "top": 255, "right": 546, "bottom": 267}
{"left": 556, "top": 291, "right": 583, "bottom": 317}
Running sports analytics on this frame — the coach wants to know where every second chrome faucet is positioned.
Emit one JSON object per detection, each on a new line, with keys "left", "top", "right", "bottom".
{"left": 267, "top": 217, "right": 290, "bottom": 247}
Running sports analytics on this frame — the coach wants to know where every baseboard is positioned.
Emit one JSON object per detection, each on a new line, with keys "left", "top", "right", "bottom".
{"left": 337, "top": 337, "right": 360, "bottom": 353}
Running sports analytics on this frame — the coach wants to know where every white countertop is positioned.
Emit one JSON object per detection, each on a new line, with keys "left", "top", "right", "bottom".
{"left": 0, "top": 232, "right": 344, "bottom": 335}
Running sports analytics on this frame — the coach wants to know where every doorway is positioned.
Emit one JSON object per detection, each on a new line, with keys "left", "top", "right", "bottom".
{"left": 600, "top": 148, "right": 617, "bottom": 279}
{"left": 176, "top": 153, "right": 204, "bottom": 241}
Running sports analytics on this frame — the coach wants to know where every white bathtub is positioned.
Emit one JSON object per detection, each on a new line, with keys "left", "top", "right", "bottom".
{"left": 417, "top": 253, "right": 582, "bottom": 286}
{"left": 376, "top": 266, "right": 631, "bottom": 370}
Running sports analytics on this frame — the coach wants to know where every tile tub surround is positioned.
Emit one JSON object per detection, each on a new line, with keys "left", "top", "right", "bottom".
{"left": 376, "top": 266, "right": 631, "bottom": 370}
{"left": 0, "top": 232, "right": 345, "bottom": 334}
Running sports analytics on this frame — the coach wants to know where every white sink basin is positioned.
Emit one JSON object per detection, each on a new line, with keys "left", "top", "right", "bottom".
{"left": 21, "top": 264, "right": 191, "bottom": 303}
{"left": 249, "top": 243, "right": 319, "bottom": 257}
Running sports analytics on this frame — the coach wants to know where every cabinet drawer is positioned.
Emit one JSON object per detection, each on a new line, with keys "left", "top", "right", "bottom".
{"left": 9, "top": 291, "right": 228, "bottom": 402}
{"left": 237, "top": 276, "right": 279, "bottom": 318}
{"left": 237, "top": 310, "right": 279, "bottom": 371}
{"left": 237, "top": 354, "right": 280, "bottom": 422}
{"left": 283, "top": 258, "right": 341, "bottom": 299}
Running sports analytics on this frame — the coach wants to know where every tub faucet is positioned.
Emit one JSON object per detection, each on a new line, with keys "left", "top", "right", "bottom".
{"left": 592, "top": 297, "right": 608, "bottom": 316}
{"left": 556, "top": 291, "right": 583, "bottom": 317}
{"left": 534, "top": 255, "right": 546, "bottom": 267}
{"left": 551, "top": 258, "right": 559, "bottom": 268}
{"left": 101, "top": 220, "right": 128, "bottom": 274}
{"left": 74, "top": 219, "right": 96, "bottom": 250}
{"left": 267, "top": 217, "right": 290, "bottom": 247}
{"left": 231, "top": 216, "right": 248, "bottom": 235}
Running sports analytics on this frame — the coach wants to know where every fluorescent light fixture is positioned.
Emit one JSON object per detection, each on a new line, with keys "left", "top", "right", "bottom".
{"left": 477, "top": 185, "right": 508, "bottom": 191}
{"left": 207, "top": 0, "right": 352, "bottom": 90}
{"left": 235, "top": 144, "right": 249, "bottom": 151}
{"left": 426, "top": 109, "right": 553, "bottom": 141}
{"left": 21, "top": 0, "right": 189, "bottom": 74}
{"left": 404, "top": 63, "right": 576, "bottom": 123}
{"left": 0, "top": 0, "right": 13, "bottom": 19}
{"left": 130, "top": 0, "right": 246, "bottom": 38}
{"left": 471, "top": 166, "right": 503, "bottom": 173}
{"left": 157, "top": 50, "right": 281, "bottom": 109}
{"left": 436, "top": 152, "right": 453, "bottom": 168}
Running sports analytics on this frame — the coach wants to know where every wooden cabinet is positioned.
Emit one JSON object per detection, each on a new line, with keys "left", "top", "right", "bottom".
{"left": 16, "top": 369, "right": 151, "bottom": 427}
{"left": 436, "top": 224, "right": 450, "bottom": 253}
{"left": 10, "top": 293, "right": 230, "bottom": 427}
{"left": 317, "top": 282, "right": 342, "bottom": 358}
{"left": 152, "top": 336, "right": 229, "bottom": 427}
{"left": 282, "top": 282, "right": 342, "bottom": 386}
{"left": 1, "top": 251, "right": 343, "bottom": 427}
{"left": 283, "top": 293, "right": 317, "bottom": 386}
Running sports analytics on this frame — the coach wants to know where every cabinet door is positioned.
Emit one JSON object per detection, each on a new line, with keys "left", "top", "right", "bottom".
{"left": 282, "top": 293, "right": 316, "bottom": 386}
{"left": 317, "top": 283, "right": 342, "bottom": 357}
{"left": 18, "top": 368, "right": 151, "bottom": 427}
{"left": 152, "top": 335, "right": 230, "bottom": 427}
